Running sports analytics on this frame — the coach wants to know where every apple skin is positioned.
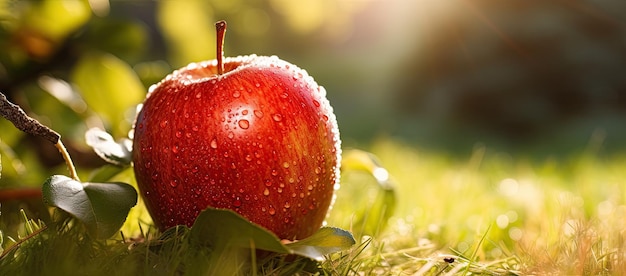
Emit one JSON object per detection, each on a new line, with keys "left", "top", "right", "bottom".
{"left": 132, "top": 55, "right": 341, "bottom": 240}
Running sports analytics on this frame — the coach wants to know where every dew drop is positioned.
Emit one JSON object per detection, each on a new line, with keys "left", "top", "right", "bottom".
{"left": 288, "top": 177, "right": 295, "bottom": 183}
{"left": 232, "top": 91, "right": 240, "bottom": 98}
{"left": 245, "top": 154, "right": 253, "bottom": 161}
{"left": 282, "top": 162, "right": 290, "bottom": 168}
{"left": 322, "top": 115, "right": 329, "bottom": 121}
{"left": 159, "top": 120, "right": 168, "bottom": 128}
{"left": 255, "top": 83, "right": 260, "bottom": 88}
{"left": 312, "top": 100, "right": 320, "bottom": 107}
{"left": 192, "top": 125, "right": 199, "bottom": 132}
{"left": 242, "top": 109, "right": 249, "bottom": 115}
{"left": 227, "top": 131, "right": 234, "bottom": 139}
{"left": 307, "top": 184, "right": 314, "bottom": 191}
{"left": 169, "top": 179, "right": 178, "bottom": 188}
{"left": 171, "top": 146, "right": 179, "bottom": 153}
{"left": 271, "top": 169, "right": 278, "bottom": 176}
{"left": 272, "top": 114, "right": 283, "bottom": 122}
{"left": 144, "top": 162, "right": 151, "bottom": 169}
{"left": 265, "top": 180, "right": 272, "bottom": 187}
{"left": 210, "top": 138, "right": 218, "bottom": 149}
{"left": 238, "top": 119, "right": 250, "bottom": 129}
{"left": 175, "top": 131, "right": 182, "bottom": 138}
{"left": 262, "top": 207, "right": 267, "bottom": 212}
{"left": 280, "top": 92, "right": 288, "bottom": 99}
{"left": 268, "top": 207, "right": 276, "bottom": 215}
{"left": 233, "top": 199, "right": 242, "bottom": 207}
{"left": 263, "top": 188, "right": 270, "bottom": 196}
{"left": 314, "top": 167, "right": 321, "bottom": 174}
{"left": 284, "top": 202, "right": 290, "bottom": 209}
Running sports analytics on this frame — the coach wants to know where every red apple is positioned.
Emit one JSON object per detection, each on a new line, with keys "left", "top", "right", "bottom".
{"left": 131, "top": 21, "right": 341, "bottom": 240}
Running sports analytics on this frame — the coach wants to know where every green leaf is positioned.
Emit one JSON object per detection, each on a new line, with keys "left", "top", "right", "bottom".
{"left": 71, "top": 52, "right": 145, "bottom": 136}
{"left": 334, "top": 149, "right": 397, "bottom": 237}
{"left": 85, "top": 128, "right": 132, "bottom": 166}
{"left": 42, "top": 175, "right": 138, "bottom": 238}
{"left": 188, "top": 208, "right": 355, "bottom": 263}
{"left": 286, "top": 227, "right": 356, "bottom": 261}
{"left": 189, "top": 208, "right": 290, "bottom": 254}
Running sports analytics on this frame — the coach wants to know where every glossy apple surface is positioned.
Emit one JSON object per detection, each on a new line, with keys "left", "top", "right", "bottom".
{"left": 132, "top": 54, "right": 341, "bottom": 239}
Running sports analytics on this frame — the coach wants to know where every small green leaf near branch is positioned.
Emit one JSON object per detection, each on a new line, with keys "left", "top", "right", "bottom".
{"left": 42, "top": 175, "right": 138, "bottom": 238}
{"left": 85, "top": 128, "right": 133, "bottom": 166}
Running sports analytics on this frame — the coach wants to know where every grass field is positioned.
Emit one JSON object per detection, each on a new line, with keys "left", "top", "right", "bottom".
{"left": 2, "top": 137, "right": 626, "bottom": 275}
{"left": 331, "top": 138, "right": 626, "bottom": 275}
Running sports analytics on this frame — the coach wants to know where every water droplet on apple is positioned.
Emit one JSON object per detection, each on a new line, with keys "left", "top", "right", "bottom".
{"left": 280, "top": 92, "right": 288, "bottom": 99}
{"left": 232, "top": 91, "right": 240, "bottom": 98}
{"left": 245, "top": 154, "right": 252, "bottom": 161}
{"left": 144, "top": 162, "right": 151, "bottom": 169}
{"left": 151, "top": 172, "right": 158, "bottom": 180}
{"left": 284, "top": 202, "right": 290, "bottom": 209}
{"left": 192, "top": 125, "right": 199, "bottom": 132}
{"left": 195, "top": 92, "right": 202, "bottom": 98}
{"left": 238, "top": 119, "right": 250, "bottom": 129}
{"left": 169, "top": 179, "right": 178, "bottom": 188}
{"left": 227, "top": 131, "right": 234, "bottom": 139}
{"left": 307, "top": 184, "right": 314, "bottom": 191}
{"left": 268, "top": 207, "right": 276, "bottom": 215}
{"left": 322, "top": 115, "right": 329, "bottom": 121}
{"left": 233, "top": 198, "right": 241, "bottom": 208}
{"left": 313, "top": 100, "right": 320, "bottom": 107}
{"left": 210, "top": 138, "right": 218, "bottom": 149}
{"left": 242, "top": 109, "right": 249, "bottom": 115}
{"left": 277, "top": 188, "right": 283, "bottom": 193}
{"left": 271, "top": 169, "right": 278, "bottom": 176}
{"left": 272, "top": 114, "right": 283, "bottom": 122}
{"left": 288, "top": 177, "right": 295, "bottom": 183}
{"left": 265, "top": 180, "right": 272, "bottom": 187}
{"left": 171, "top": 145, "right": 179, "bottom": 153}
{"left": 263, "top": 188, "right": 270, "bottom": 196}
{"left": 175, "top": 131, "right": 182, "bottom": 138}
{"left": 159, "top": 120, "right": 168, "bottom": 128}
{"left": 255, "top": 83, "right": 260, "bottom": 88}
{"left": 253, "top": 110, "right": 263, "bottom": 118}
{"left": 282, "top": 162, "right": 289, "bottom": 168}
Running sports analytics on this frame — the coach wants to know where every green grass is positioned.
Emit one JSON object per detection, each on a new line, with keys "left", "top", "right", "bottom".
{"left": 2, "top": 138, "right": 626, "bottom": 275}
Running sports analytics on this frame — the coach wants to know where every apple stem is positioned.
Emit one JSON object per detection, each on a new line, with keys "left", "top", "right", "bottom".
{"left": 216, "top": 20, "right": 227, "bottom": 75}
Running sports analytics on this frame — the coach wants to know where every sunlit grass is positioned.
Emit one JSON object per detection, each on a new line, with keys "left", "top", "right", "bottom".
{"left": 344, "top": 138, "right": 626, "bottom": 274}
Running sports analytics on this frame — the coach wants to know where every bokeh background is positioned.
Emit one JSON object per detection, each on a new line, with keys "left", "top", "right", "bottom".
{"left": 1, "top": 0, "right": 626, "bottom": 183}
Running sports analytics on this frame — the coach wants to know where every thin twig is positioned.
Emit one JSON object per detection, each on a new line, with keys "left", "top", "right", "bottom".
{"left": 0, "top": 91, "right": 79, "bottom": 181}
